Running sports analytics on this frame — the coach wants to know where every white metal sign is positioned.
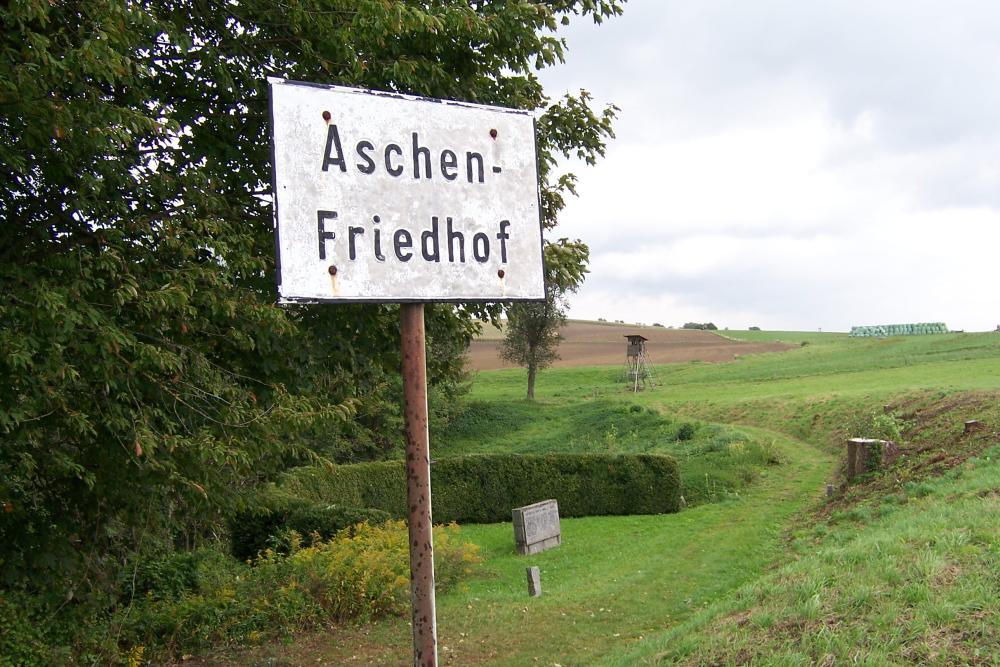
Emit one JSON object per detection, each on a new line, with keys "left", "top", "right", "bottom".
{"left": 269, "top": 79, "right": 546, "bottom": 303}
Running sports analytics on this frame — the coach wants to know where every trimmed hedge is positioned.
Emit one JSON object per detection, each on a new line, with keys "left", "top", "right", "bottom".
{"left": 276, "top": 453, "right": 681, "bottom": 525}
{"left": 228, "top": 500, "right": 391, "bottom": 561}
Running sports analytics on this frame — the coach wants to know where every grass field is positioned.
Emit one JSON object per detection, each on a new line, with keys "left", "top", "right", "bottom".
{"left": 436, "top": 398, "right": 781, "bottom": 506}
{"left": 718, "top": 329, "right": 849, "bottom": 345}
{"left": 188, "top": 331, "right": 1000, "bottom": 666}
{"left": 599, "top": 442, "right": 1000, "bottom": 665}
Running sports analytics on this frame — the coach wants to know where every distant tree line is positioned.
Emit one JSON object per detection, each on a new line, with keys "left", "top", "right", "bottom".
{"left": 682, "top": 322, "right": 719, "bottom": 330}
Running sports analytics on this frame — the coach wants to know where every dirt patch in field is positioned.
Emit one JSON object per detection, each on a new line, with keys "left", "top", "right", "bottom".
{"left": 467, "top": 322, "right": 794, "bottom": 371}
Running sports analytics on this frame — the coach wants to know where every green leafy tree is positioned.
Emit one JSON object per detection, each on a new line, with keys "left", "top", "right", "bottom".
{"left": 500, "top": 234, "right": 590, "bottom": 400}
{"left": 500, "top": 281, "right": 572, "bottom": 400}
{"left": 0, "top": 0, "right": 623, "bottom": 627}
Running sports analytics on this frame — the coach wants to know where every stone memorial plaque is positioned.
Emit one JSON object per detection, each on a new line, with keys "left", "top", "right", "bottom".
{"left": 512, "top": 499, "right": 561, "bottom": 555}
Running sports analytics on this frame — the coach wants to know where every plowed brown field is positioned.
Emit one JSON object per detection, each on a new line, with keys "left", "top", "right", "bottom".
{"left": 466, "top": 322, "right": 794, "bottom": 371}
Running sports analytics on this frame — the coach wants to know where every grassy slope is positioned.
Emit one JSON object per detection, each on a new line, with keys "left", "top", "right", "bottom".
{"left": 583, "top": 333, "right": 1000, "bottom": 665}
{"left": 718, "top": 329, "right": 848, "bottom": 345}
{"left": 472, "top": 333, "right": 1000, "bottom": 404}
{"left": 452, "top": 332, "right": 1000, "bottom": 666}
{"left": 434, "top": 398, "right": 781, "bottom": 506}
{"left": 306, "top": 427, "right": 831, "bottom": 666}
{"left": 197, "top": 332, "right": 1000, "bottom": 665}
{"left": 598, "top": 441, "right": 1000, "bottom": 666}
{"left": 435, "top": 427, "right": 830, "bottom": 666}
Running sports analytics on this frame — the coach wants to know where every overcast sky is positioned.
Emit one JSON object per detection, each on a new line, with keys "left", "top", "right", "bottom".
{"left": 539, "top": 0, "right": 1000, "bottom": 332}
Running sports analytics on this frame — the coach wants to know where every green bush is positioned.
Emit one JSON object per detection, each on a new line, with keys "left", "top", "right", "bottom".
{"left": 122, "top": 522, "right": 480, "bottom": 657}
{"left": 0, "top": 592, "right": 51, "bottom": 666}
{"left": 849, "top": 409, "right": 909, "bottom": 441}
{"left": 228, "top": 500, "right": 391, "bottom": 562}
{"left": 277, "top": 453, "right": 681, "bottom": 524}
{"left": 675, "top": 422, "right": 697, "bottom": 441}
{"left": 267, "top": 520, "right": 480, "bottom": 622}
{"left": 128, "top": 548, "right": 232, "bottom": 601}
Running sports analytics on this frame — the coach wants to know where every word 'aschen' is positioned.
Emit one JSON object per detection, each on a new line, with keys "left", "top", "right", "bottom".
{"left": 321, "top": 125, "right": 501, "bottom": 183}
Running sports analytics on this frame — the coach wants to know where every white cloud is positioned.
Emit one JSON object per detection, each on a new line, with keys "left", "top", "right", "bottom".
{"left": 540, "top": 0, "right": 1000, "bottom": 331}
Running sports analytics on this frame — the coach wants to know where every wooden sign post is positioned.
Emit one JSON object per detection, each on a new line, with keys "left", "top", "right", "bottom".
{"left": 268, "top": 79, "right": 545, "bottom": 666}
{"left": 400, "top": 303, "right": 437, "bottom": 663}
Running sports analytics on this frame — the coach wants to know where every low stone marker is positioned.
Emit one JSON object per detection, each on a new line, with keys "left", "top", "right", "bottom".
{"left": 512, "top": 499, "right": 561, "bottom": 555}
{"left": 846, "top": 438, "right": 901, "bottom": 480}
{"left": 526, "top": 566, "right": 542, "bottom": 597}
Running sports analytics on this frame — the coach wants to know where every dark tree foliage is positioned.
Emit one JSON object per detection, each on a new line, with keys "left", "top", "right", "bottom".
{"left": 0, "top": 0, "right": 622, "bottom": 607}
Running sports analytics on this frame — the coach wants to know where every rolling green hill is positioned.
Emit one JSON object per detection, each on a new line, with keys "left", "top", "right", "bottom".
{"left": 175, "top": 331, "right": 1000, "bottom": 665}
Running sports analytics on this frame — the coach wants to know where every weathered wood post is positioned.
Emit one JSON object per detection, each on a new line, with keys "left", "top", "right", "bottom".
{"left": 964, "top": 419, "right": 983, "bottom": 434}
{"left": 401, "top": 304, "right": 437, "bottom": 665}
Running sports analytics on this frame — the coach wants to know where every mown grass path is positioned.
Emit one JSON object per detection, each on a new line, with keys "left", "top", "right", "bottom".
{"left": 308, "top": 427, "right": 833, "bottom": 666}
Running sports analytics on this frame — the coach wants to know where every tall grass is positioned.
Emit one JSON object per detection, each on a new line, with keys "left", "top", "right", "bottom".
{"left": 599, "top": 446, "right": 1000, "bottom": 666}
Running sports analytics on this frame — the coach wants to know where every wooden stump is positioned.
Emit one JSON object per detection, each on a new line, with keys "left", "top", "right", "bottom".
{"left": 964, "top": 420, "right": 984, "bottom": 434}
{"left": 846, "top": 438, "right": 900, "bottom": 480}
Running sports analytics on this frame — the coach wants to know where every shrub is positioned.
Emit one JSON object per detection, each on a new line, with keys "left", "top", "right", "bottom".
{"left": 675, "top": 422, "right": 697, "bottom": 441}
{"left": 278, "top": 453, "right": 681, "bottom": 524}
{"left": 0, "top": 592, "right": 51, "bottom": 666}
{"left": 0, "top": 589, "right": 133, "bottom": 665}
{"left": 123, "top": 522, "right": 480, "bottom": 656}
{"left": 849, "top": 409, "right": 909, "bottom": 442}
{"left": 270, "top": 521, "right": 479, "bottom": 622}
{"left": 229, "top": 500, "right": 391, "bottom": 562}
{"left": 127, "top": 547, "right": 234, "bottom": 601}
{"left": 904, "top": 481, "right": 934, "bottom": 498}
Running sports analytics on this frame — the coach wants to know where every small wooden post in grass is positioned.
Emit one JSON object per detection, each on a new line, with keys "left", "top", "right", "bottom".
{"left": 526, "top": 566, "right": 542, "bottom": 597}
{"left": 964, "top": 419, "right": 983, "bottom": 434}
